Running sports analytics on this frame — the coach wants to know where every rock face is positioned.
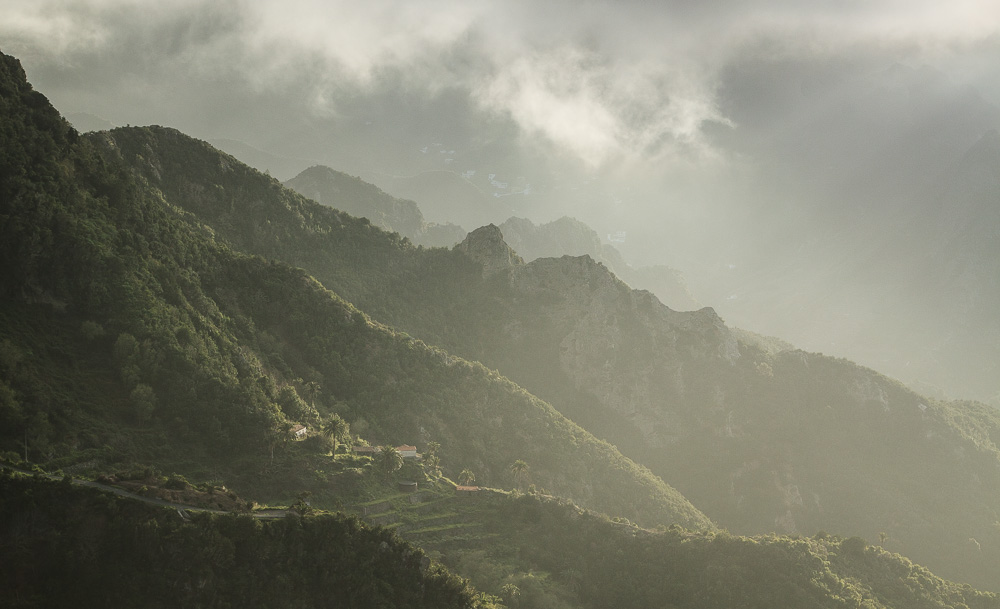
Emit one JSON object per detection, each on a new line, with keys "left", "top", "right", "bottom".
{"left": 454, "top": 224, "right": 524, "bottom": 275}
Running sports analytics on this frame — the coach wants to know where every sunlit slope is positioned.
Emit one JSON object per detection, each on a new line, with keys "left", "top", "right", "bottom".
{"left": 96, "top": 120, "right": 1000, "bottom": 589}
{"left": 423, "top": 491, "right": 1000, "bottom": 609}
{"left": 0, "top": 52, "right": 709, "bottom": 530}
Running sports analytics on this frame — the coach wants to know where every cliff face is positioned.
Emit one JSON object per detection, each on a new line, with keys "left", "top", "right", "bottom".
{"left": 454, "top": 224, "right": 525, "bottom": 275}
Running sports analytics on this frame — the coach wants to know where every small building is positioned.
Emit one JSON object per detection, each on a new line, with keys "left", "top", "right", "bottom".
{"left": 455, "top": 485, "right": 480, "bottom": 496}
{"left": 396, "top": 445, "right": 418, "bottom": 459}
{"left": 290, "top": 424, "right": 308, "bottom": 439}
{"left": 398, "top": 481, "right": 418, "bottom": 493}
{"left": 352, "top": 445, "right": 377, "bottom": 455}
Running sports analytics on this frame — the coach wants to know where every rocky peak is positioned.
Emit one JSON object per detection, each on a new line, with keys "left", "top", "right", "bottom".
{"left": 454, "top": 224, "right": 524, "bottom": 274}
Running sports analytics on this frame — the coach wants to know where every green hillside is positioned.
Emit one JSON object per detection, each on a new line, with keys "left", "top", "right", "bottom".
{"left": 89, "top": 120, "right": 1000, "bottom": 589}
{"left": 0, "top": 472, "right": 487, "bottom": 609}
{"left": 0, "top": 51, "right": 708, "bottom": 530}
{"left": 3, "top": 49, "right": 1000, "bottom": 608}
{"left": 432, "top": 492, "right": 999, "bottom": 609}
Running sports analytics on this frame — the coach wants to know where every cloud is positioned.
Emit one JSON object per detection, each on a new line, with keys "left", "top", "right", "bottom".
{"left": 4, "top": 0, "right": 1000, "bottom": 166}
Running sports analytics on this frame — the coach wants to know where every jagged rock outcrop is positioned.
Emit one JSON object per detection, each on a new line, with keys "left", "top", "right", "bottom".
{"left": 454, "top": 224, "right": 524, "bottom": 275}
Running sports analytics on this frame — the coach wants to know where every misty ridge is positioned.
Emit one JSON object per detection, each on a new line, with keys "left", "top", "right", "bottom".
{"left": 3, "top": 1, "right": 1000, "bottom": 607}
{"left": 8, "top": 0, "right": 998, "bottom": 403}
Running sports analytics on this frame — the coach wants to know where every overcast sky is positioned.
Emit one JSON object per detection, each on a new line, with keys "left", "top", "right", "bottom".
{"left": 5, "top": 0, "right": 1000, "bottom": 168}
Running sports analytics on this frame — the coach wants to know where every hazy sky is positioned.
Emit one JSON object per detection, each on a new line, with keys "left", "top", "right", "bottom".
{"left": 5, "top": 0, "right": 1000, "bottom": 169}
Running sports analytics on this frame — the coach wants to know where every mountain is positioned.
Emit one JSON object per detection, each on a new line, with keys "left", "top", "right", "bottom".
{"left": 498, "top": 216, "right": 700, "bottom": 311}
{"left": 93, "top": 108, "right": 1000, "bottom": 587}
{"left": 4, "top": 49, "right": 1000, "bottom": 606}
{"left": 0, "top": 53, "right": 709, "bottom": 531}
{"left": 371, "top": 169, "right": 514, "bottom": 230}
{"left": 285, "top": 165, "right": 466, "bottom": 248}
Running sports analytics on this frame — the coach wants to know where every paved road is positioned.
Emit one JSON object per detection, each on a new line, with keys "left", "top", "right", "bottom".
{"left": 2, "top": 465, "right": 287, "bottom": 519}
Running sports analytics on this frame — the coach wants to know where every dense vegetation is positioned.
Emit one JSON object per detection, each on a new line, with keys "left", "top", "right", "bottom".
{"left": 0, "top": 472, "right": 486, "bottom": 609}
{"left": 93, "top": 115, "right": 1000, "bottom": 589}
{"left": 4, "top": 48, "right": 1000, "bottom": 606}
{"left": 0, "top": 51, "right": 708, "bottom": 529}
{"left": 456, "top": 493, "right": 1000, "bottom": 609}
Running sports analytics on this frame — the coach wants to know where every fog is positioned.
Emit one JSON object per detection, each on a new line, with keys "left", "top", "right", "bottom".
{"left": 5, "top": 0, "right": 1000, "bottom": 402}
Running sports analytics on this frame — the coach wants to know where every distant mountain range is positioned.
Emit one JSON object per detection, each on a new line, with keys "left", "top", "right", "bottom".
{"left": 284, "top": 165, "right": 466, "bottom": 248}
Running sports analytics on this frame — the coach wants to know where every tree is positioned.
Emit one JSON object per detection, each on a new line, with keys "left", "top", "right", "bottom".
{"left": 130, "top": 383, "right": 156, "bottom": 425}
{"left": 424, "top": 441, "right": 442, "bottom": 475}
{"left": 458, "top": 469, "right": 475, "bottom": 486}
{"left": 322, "top": 414, "right": 350, "bottom": 454}
{"left": 375, "top": 445, "right": 403, "bottom": 480}
{"left": 500, "top": 583, "right": 521, "bottom": 607}
{"left": 509, "top": 459, "right": 529, "bottom": 490}
{"left": 291, "top": 490, "right": 313, "bottom": 516}
{"left": 302, "top": 380, "right": 321, "bottom": 410}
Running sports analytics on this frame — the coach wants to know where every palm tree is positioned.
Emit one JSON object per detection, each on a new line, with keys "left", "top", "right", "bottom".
{"left": 509, "top": 459, "right": 529, "bottom": 490}
{"left": 458, "top": 469, "right": 475, "bottom": 486}
{"left": 375, "top": 445, "right": 403, "bottom": 480}
{"left": 321, "top": 414, "right": 349, "bottom": 454}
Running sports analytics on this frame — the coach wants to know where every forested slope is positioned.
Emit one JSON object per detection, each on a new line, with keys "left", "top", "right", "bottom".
{"left": 0, "top": 51, "right": 709, "bottom": 530}
{"left": 0, "top": 472, "right": 485, "bottom": 609}
{"left": 94, "top": 118, "right": 1000, "bottom": 589}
